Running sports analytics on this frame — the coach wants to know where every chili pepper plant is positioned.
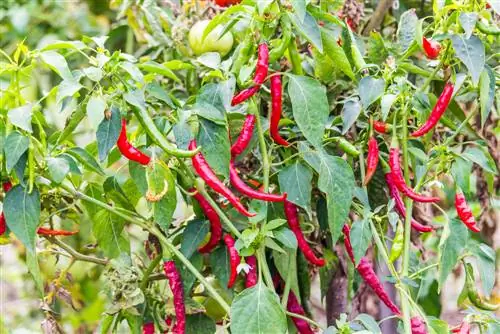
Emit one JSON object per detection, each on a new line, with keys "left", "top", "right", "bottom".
{"left": 0, "top": 0, "right": 498, "bottom": 333}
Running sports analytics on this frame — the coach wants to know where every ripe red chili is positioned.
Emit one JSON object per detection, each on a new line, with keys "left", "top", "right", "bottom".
{"left": 231, "top": 86, "right": 260, "bottom": 106}
{"left": 342, "top": 225, "right": 401, "bottom": 315}
{"left": 451, "top": 321, "right": 470, "bottom": 334}
{"left": 389, "top": 146, "right": 440, "bottom": 203}
{"left": 245, "top": 255, "right": 258, "bottom": 288}
{"left": 422, "top": 37, "right": 441, "bottom": 59}
{"left": 0, "top": 181, "right": 13, "bottom": 236}
{"left": 190, "top": 189, "right": 223, "bottom": 253}
{"left": 142, "top": 322, "right": 154, "bottom": 334}
{"left": 37, "top": 228, "right": 79, "bottom": 236}
{"left": 284, "top": 200, "right": 325, "bottom": 267}
{"left": 253, "top": 43, "right": 269, "bottom": 85}
{"left": 214, "top": 0, "right": 241, "bottom": 6}
{"left": 223, "top": 234, "right": 240, "bottom": 288}
{"left": 373, "top": 120, "right": 390, "bottom": 133}
{"left": 189, "top": 140, "right": 255, "bottom": 217}
{"left": 455, "top": 190, "right": 480, "bottom": 233}
{"left": 410, "top": 316, "right": 428, "bottom": 334}
{"left": 411, "top": 82, "right": 454, "bottom": 137}
{"left": 270, "top": 75, "right": 290, "bottom": 146}
{"left": 385, "top": 173, "right": 433, "bottom": 233}
{"left": 287, "top": 292, "right": 315, "bottom": 334}
{"left": 364, "top": 137, "right": 379, "bottom": 186}
{"left": 117, "top": 120, "right": 151, "bottom": 165}
{"left": 163, "top": 260, "right": 186, "bottom": 334}
{"left": 231, "top": 114, "right": 255, "bottom": 157}
{"left": 230, "top": 161, "right": 287, "bottom": 202}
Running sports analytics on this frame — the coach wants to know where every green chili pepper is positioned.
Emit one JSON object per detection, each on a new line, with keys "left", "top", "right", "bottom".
{"left": 331, "top": 138, "right": 360, "bottom": 157}
{"left": 476, "top": 20, "right": 500, "bottom": 36}
{"left": 389, "top": 223, "right": 404, "bottom": 263}
{"left": 232, "top": 34, "right": 254, "bottom": 76}
{"left": 287, "top": 37, "right": 303, "bottom": 75}
{"left": 464, "top": 262, "right": 499, "bottom": 311}
{"left": 269, "top": 18, "right": 292, "bottom": 63}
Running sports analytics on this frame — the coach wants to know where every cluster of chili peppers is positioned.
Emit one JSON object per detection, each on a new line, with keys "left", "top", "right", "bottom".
{"left": 454, "top": 189, "right": 480, "bottom": 232}
{"left": 163, "top": 260, "right": 186, "bottom": 334}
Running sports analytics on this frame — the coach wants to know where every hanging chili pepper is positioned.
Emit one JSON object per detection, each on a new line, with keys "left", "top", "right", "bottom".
{"left": 385, "top": 173, "right": 434, "bottom": 232}
{"left": 422, "top": 37, "right": 441, "bottom": 59}
{"left": 163, "top": 260, "right": 186, "bottom": 334}
{"left": 269, "top": 19, "right": 292, "bottom": 63}
{"left": 231, "top": 86, "right": 260, "bottom": 106}
{"left": 230, "top": 161, "right": 287, "bottom": 202}
{"left": 284, "top": 200, "right": 325, "bottom": 267}
{"left": 117, "top": 119, "right": 151, "bottom": 165}
{"left": 245, "top": 255, "right": 258, "bottom": 288}
{"left": 287, "top": 291, "right": 315, "bottom": 334}
{"left": 476, "top": 20, "right": 500, "bottom": 35}
{"left": 189, "top": 140, "right": 255, "bottom": 217}
{"left": 455, "top": 189, "right": 480, "bottom": 233}
{"left": 334, "top": 138, "right": 360, "bottom": 157}
{"left": 389, "top": 145, "right": 440, "bottom": 203}
{"left": 389, "top": 223, "right": 404, "bottom": 262}
{"left": 0, "top": 181, "right": 13, "bottom": 236}
{"left": 37, "top": 228, "right": 78, "bottom": 236}
{"left": 451, "top": 321, "right": 470, "bottom": 334}
{"left": 270, "top": 75, "right": 290, "bottom": 146}
{"left": 373, "top": 121, "right": 390, "bottom": 134}
{"left": 411, "top": 82, "right": 454, "bottom": 137}
{"left": 342, "top": 225, "right": 401, "bottom": 315}
{"left": 253, "top": 43, "right": 269, "bottom": 85}
{"left": 464, "top": 262, "right": 499, "bottom": 311}
{"left": 231, "top": 114, "right": 255, "bottom": 157}
{"left": 410, "top": 316, "right": 428, "bottom": 334}
{"left": 364, "top": 137, "right": 379, "bottom": 186}
{"left": 223, "top": 234, "right": 240, "bottom": 288}
{"left": 142, "top": 322, "right": 155, "bottom": 334}
{"left": 190, "top": 189, "right": 223, "bottom": 253}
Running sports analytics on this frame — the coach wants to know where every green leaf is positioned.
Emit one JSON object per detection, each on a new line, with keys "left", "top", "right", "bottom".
{"left": 450, "top": 34, "right": 485, "bottom": 86}
{"left": 26, "top": 250, "right": 44, "bottom": 296}
{"left": 4, "top": 131, "right": 29, "bottom": 172}
{"left": 290, "top": 0, "right": 306, "bottom": 22}
{"left": 350, "top": 218, "right": 372, "bottom": 265}
{"left": 341, "top": 98, "right": 362, "bottom": 134}
{"left": 120, "top": 61, "right": 144, "bottom": 83}
{"left": 479, "top": 65, "right": 495, "bottom": 128}
{"left": 288, "top": 75, "right": 329, "bottom": 148}
{"left": 354, "top": 314, "right": 382, "bottom": 333}
{"left": 278, "top": 162, "right": 313, "bottom": 213}
{"left": 450, "top": 157, "right": 472, "bottom": 194}
{"left": 273, "top": 227, "right": 298, "bottom": 250}
{"left": 139, "top": 61, "right": 180, "bottom": 82}
{"left": 459, "top": 13, "right": 478, "bottom": 38}
{"left": 257, "top": 0, "right": 273, "bottom": 15}
{"left": 57, "top": 105, "right": 86, "bottom": 144}
{"left": 8, "top": 103, "right": 33, "bottom": 133}
{"left": 470, "top": 242, "right": 496, "bottom": 296}
{"left": 93, "top": 209, "right": 130, "bottom": 258}
{"left": 186, "top": 313, "right": 216, "bottom": 334}
{"left": 273, "top": 248, "right": 299, "bottom": 297}
{"left": 462, "top": 146, "right": 498, "bottom": 174}
{"left": 397, "top": 9, "right": 418, "bottom": 52}
{"left": 47, "top": 157, "right": 70, "bottom": 184}
{"left": 321, "top": 30, "right": 354, "bottom": 80}
{"left": 66, "top": 147, "right": 105, "bottom": 176}
{"left": 381, "top": 94, "right": 398, "bottom": 121}
{"left": 438, "top": 219, "right": 468, "bottom": 289}
{"left": 82, "top": 66, "right": 103, "bottom": 82}
{"left": 103, "top": 176, "right": 134, "bottom": 209}
{"left": 4, "top": 185, "right": 40, "bottom": 253}
{"left": 146, "top": 83, "right": 174, "bottom": 108}
{"left": 288, "top": 12, "right": 323, "bottom": 53}
{"left": 209, "top": 246, "right": 230, "bottom": 288}
{"left": 41, "top": 40, "right": 86, "bottom": 51}
{"left": 230, "top": 283, "right": 287, "bottom": 334}
{"left": 96, "top": 106, "right": 121, "bottom": 162}
{"left": 196, "top": 118, "right": 230, "bottom": 179}
{"left": 40, "top": 51, "right": 73, "bottom": 80}
{"left": 194, "top": 79, "right": 234, "bottom": 124}
{"left": 176, "top": 253, "right": 203, "bottom": 297}
{"left": 153, "top": 166, "right": 177, "bottom": 231}
{"left": 181, "top": 220, "right": 210, "bottom": 259}
{"left": 87, "top": 95, "right": 106, "bottom": 129}
{"left": 56, "top": 79, "right": 83, "bottom": 105}
{"left": 358, "top": 76, "right": 385, "bottom": 110}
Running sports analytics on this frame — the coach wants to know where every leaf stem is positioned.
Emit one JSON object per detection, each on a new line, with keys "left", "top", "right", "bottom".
{"left": 140, "top": 254, "right": 162, "bottom": 291}
{"left": 44, "top": 236, "right": 108, "bottom": 265}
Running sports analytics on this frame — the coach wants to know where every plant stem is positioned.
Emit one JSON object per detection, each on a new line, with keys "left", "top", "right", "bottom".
{"left": 45, "top": 236, "right": 108, "bottom": 265}
{"left": 255, "top": 112, "right": 270, "bottom": 194}
{"left": 257, "top": 246, "right": 275, "bottom": 289}
{"left": 140, "top": 254, "right": 162, "bottom": 291}
{"left": 285, "top": 311, "right": 324, "bottom": 329}
{"left": 408, "top": 262, "right": 439, "bottom": 279}
{"left": 281, "top": 249, "right": 296, "bottom": 308}
{"left": 368, "top": 218, "right": 399, "bottom": 279}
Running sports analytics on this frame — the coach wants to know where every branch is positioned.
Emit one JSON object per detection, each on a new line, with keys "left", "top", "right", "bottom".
{"left": 45, "top": 236, "right": 108, "bottom": 266}
{"left": 362, "top": 0, "right": 393, "bottom": 36}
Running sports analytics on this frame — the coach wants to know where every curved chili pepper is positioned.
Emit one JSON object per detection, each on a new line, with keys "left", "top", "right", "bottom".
{"left": 422, "top": 37, "right": 441, "bottom": 59}
{"left": 465, "top": 262, "right": 499, "bottom": 311}
{"left": 284, "top": 200, "right": 325, "bottom": 267}
{"left": 342, "top": 225, "right": 402, "bottom": 315}
{"left": 389, "top": 147, "right": 440, "bottom": 203}
{"left": 231, "top": 114, "right": 255, "bottom": 157}
{"left": 163, "top": 260, "right": 186, "bottom": 334}
{"left": 373, "top": 121, "right": 390, "bottom": 134}
{"left": 231, "top": 86, "right": 260, "bottom": 106}
{"left": 364, "top": 137, "right": 379, "bottom": 186}
{"left": 0, "top": 181, "right": 13, "bottom": 236}
{"left": 142, "top": 322, "right": 155, "bottom": 334}
{"left": 230, "top": 161, "right": 286, "bottom": 202}
{"left": 190, "top": 189, "right": 223, "bottom": 253}
{"left": 410, "top": 316, "right": 428, "bottom": 334}
{"left": 37, "top": 228, "right": 79, "bottom": 236}
{"left": 253, "top": 43, "right": 269, "bottom": 85}
{"left": 223, "top": 234, "right": 240, "bottom": 288}
{"left": 287, "top": 291, "right": 315, "bottom": 334}
{"left": 385, "top": 173, "right": 434, "bottom": 233}
{"left": 411, "top": 82, "right": 454, "bottom": 137}
{"left": 270, "top": 75, "right": 290, "bottom": 146}
{"left": 117, "top": 119, "right": 151, "bottom": 165}
{"left": 455, "top": 189, "right": 480, "bottom": 233}
{"left": 245, "top": 255, "right": 258, "bottom": 288}
{"left": 451, "top": 321, "right": 470, "bottom": 334}
{"left": 189, "top": 140, "right": 255, "bottom": 217}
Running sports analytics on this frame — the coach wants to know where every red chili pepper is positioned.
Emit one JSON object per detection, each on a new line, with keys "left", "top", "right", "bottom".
{"left": 231, "top": 114, "right": 255, "bottom": 157}
{"left": 385, "top": 173, "right": 433, "bottom": 233}
{"left": 231, "top": 86, "right": 260, "bottom": 106}
{"left": 342, "top": 225, "right": 402, "bottom": 315}
{"left": 245, "top": 255, "right": 258, "bottom": 288}
{"left": 486, "top": 2, "right": 491, "bottom": 9}
{"left": 364, "top": 137, "right": 379, "bottom": 186}
{"left": 3, "top": 181, "right": 12, "bottom": 192}
{"left": 287, "top": 291, "right": 315, "bottom": 334}
{"left": 373, "top": 121, "right": 390, "bottom": 134}
{"left": 451, "top": 321, "right": 470, "bottom": 334}
{"left": 455, "top": 189, "right": 480, "bottom": 233}
{"left": 389, "top": 146, "right": 440, "bottom": 203}
{"left": 163, "top": 260, "right": 186, "bottom": 334}
{"left": 422, "top": 37, "right": 441, "bottom": 59}
{"left": 270, "top": 75, "right": 290, "bottom": 146}
{"left": 223, "top": 234, "right": 240, "bottom": 288}
{"left": 117, "top": 120, "right": 151, "bottom": 165}
{"left": 189, "top": 140, "right": 255, "bottom": 217}
{"left": 37, "top": 227, "right": 79, "bottom": 236}
{"left": 284, "top": 200, "right": 325, "bottom": 267}
{"left": 410, "top": 316, "right": 428, "bottom": 334}
{"left": 0, "top": 181, "right": 13, "bottom": 236}
{"left": 411, "top": 82, "right": 454, "bottom": 137}
{"left": 253, "top": 43, "right": 269, "bottom": 85}
{"left": 230, "top": 161, "right": 286, "bottom": 202}
{"left": 190, "top": 189, "right": 223, "bottom": 253}
{"left": 142, "top": 322, "right": 154, "bottom": 334}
